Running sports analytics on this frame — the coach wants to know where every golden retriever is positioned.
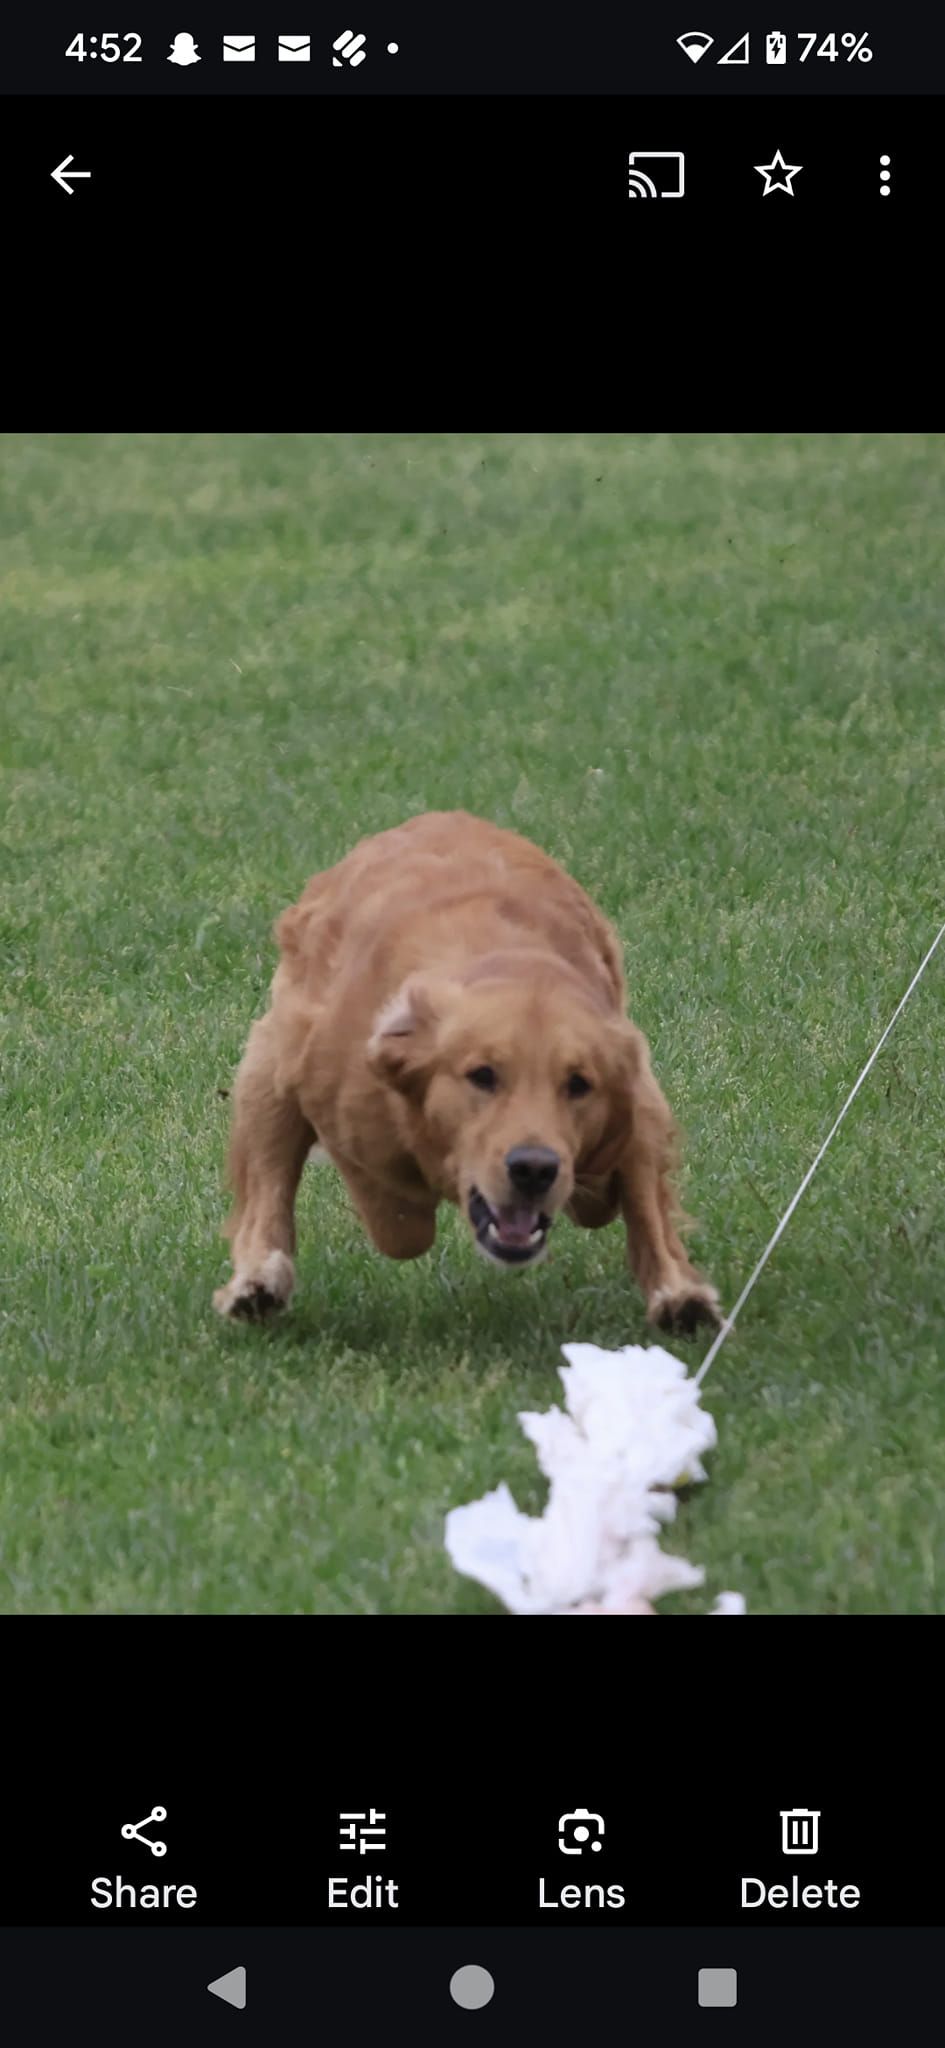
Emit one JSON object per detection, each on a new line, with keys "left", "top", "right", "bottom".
{"left": 214, "top": 811, "right": 721, "bottom": 1335}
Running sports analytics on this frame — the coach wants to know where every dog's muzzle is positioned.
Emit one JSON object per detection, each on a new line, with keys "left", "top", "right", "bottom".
{"left": 467, "top": 1186, "right": 552, "bottom": 1267}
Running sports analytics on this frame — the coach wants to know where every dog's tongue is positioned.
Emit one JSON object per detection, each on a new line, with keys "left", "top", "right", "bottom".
{"left": 496, "top": 1206, "right": 539, "bottom": 1246}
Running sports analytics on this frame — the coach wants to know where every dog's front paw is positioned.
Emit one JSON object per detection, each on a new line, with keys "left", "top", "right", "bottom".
{"left": 647, "top": 1278, "right": 722, "bottom": 1338}
{"left": 213, "top": 1250, "right": 294, "bottom": 1322}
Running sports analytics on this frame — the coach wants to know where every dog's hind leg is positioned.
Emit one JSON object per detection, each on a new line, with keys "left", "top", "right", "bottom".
{"left": 213, "top": 1013, "right": 315, "bottom": 1321}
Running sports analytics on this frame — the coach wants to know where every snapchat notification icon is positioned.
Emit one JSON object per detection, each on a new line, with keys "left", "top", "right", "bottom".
{"left": 168, "top": 33, "right": 200, "bottom": 66}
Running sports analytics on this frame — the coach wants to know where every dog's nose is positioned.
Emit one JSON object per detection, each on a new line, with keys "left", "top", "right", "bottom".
{"left": 505, "top": 1145, "right": 560, "bottom": 1197}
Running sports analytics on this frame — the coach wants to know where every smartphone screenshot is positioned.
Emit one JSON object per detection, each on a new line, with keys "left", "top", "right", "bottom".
{"left": 2, "top": 9, "right": 941, "bottom": 2041}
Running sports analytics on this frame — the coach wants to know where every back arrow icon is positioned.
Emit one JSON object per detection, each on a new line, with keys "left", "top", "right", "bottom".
{"left": 52, "top": 155, "right": 92, "bottom": 195}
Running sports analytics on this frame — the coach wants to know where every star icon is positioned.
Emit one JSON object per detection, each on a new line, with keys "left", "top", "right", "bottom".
{"left": 754, "top": 148, "right": 803, "bottom": 196}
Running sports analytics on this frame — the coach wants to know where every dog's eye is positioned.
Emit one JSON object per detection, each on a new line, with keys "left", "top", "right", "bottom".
{"left": 567, "top": 1073, "right": 592, "bottom": 1099}
{"left": 467, "top": 1065, "right": 498, "bottom": 1092}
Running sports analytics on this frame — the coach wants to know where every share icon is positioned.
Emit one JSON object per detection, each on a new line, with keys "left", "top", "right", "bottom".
{"left": 120, "top": 1806, "right": 168, "bottom": 1856}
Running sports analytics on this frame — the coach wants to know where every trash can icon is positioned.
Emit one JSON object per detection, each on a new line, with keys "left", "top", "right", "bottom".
{"left": 781, "top": 1808, "right": 820, "bottom": 1855}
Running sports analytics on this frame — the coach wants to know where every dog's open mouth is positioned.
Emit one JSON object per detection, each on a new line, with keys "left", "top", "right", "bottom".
{"left": 468, "top": 1187, "right": 552, "bottom": 1266}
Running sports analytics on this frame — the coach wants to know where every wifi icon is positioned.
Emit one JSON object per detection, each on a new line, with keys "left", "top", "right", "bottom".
{"left": 677, "top": 30, "right": 714, "bottom": 64}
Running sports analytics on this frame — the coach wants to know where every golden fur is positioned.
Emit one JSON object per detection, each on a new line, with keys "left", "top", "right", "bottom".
{"left": 214, "top": 811, "right": 720, "bottom": 1332}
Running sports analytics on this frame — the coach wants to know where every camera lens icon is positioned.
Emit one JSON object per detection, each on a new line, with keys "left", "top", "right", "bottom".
{"left": 558, "top": 1808, "right": 605, "bottom": 1855}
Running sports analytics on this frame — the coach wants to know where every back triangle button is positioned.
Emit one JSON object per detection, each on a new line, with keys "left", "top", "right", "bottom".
{"left": 208, "top": 1966, "right": 247, "bottom": 2010}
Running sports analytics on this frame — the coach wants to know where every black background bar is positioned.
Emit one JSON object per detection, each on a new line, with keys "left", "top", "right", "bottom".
{"left": 1, "top": 1928, "right": 939, "bottom": 2045}
{"left": 4, "top": 1753, "right": 937, "bottom": 1926}
{"left": 5, "top": 9, "right": 945, "bottom": 96}
{"left": 8, "top": 96, "right": 931, "bottom": 226}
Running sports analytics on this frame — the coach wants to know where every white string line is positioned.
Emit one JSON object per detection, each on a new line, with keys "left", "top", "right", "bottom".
{"left": 694, "top": 913, "right": 945, "bottom": 1388}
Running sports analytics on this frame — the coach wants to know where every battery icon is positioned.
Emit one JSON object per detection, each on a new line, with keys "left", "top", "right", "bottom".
{"left": 766, "top": 31, "right": 787, "bottom": 63}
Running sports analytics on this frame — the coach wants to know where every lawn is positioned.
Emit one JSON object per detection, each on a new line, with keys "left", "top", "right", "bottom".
{"left": 2, "top": 431, "right": 944, "bottom": 1614}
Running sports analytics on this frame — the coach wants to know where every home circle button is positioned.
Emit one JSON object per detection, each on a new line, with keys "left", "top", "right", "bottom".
{"left": 449, "top": 1965, "right": 495, "bottom": 2010}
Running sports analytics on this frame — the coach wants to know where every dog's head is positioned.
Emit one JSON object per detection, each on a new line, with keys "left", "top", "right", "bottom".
{"left": 366, "top": 957, "right": 641, "bottom": 1269}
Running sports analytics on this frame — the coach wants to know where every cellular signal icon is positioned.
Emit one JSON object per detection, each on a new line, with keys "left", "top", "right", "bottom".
{"left": 676, "top": 31, "right": 714, "bottom": 64}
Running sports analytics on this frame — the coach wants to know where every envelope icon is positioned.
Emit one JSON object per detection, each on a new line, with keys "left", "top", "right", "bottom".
{"left": 222, "top": 35, "right": 255, "bottom": 61}
{"left": 278, "top": 35, "right": 311, "bottom": 61}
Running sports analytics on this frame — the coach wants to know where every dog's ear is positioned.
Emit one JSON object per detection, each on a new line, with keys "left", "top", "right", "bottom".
{"left": 579, "top": 1018, "right": 647, "bottom": 1178}
{"left": 366, "top": 974, "right": 461, "bottom": 1100}
{"left": 581, "top": 1020, "right": 686, "bottom": 1224}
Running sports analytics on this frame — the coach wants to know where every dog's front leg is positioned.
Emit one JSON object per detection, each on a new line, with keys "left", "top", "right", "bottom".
{"left": 617, "top": 1059, "right": 722, "bottom": 1337}
{"left": 339, "top": 1163, "right": 438, "bottom": 1260}
{"left": 214, "top": 1014, "right": 314, "bottom": 1320}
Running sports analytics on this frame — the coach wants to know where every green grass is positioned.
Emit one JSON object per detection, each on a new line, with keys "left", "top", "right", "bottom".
{"left": 2, "top": 431, "right": 944, "bottom": 1613}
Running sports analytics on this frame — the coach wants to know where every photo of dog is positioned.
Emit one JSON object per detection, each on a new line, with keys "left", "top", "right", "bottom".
{"left": 214, "top": 810, "right": 721, "bottom": 1336}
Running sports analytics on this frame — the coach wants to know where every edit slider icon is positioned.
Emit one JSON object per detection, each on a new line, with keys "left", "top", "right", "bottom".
{"left": 339, "top": 1808, "right": 387, "bottom": 1852}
